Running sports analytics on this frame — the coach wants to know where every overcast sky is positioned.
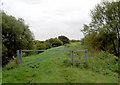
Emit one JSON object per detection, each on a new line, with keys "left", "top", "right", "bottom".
{"left": 1, "top": 0, "right": 102, "bottom": 41}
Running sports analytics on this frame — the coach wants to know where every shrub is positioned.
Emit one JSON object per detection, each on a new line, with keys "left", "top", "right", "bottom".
{"left": 96, "top": 51, "right": 118, "bottom": 73}
{"left": 44, "top": 41, "right": 52, "bottom": 49}
{"left": 58, "top": 35, "right": 70, "bottom": 45}
{"left": 2, "top": 44, "right": 9, "bottom": 66}
{"left": 48, "top": 38, "right": 63, "bottom": 47}
{"left": 36, "top": 43, "right": 46, "bottom": 51}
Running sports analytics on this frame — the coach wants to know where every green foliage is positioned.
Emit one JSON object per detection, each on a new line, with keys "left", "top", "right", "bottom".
{"left": 34, "top": 38, "right": 64, "bottom": 54}
{"left": 86, "top": 50, "right": 118, "bottom": 77}
{"left": 37, "top": 43, "right": 46, "bottom": 51}
{"left": 44, "top": 41, "right": 52, "bottom": 49}
{"left": 35, "top": 38, "right": 63, "bottom": 51}
{"left": 58, "top": 35, "right": 70, "bottom": 45}
{"left": 2, "top": 44, "right": 8, "bottom": 65}
{"left": 2, "top": 12, "right": 36, "bottom": 66}
{"left": 96, "top": 51, "right": 118, "bottom": 72}
{"left": 70, "top": 40, "right": 80, "bottom": 42}
{"left": 34, "top": 40, "right": 46, "bottom": 54}
{"left": 81, "top": 24, "right": 89, "bottom": 36}
{"left": 48, "top": 38, "right": 63, "bottom": 47}
{"left": 81, "top": 1, "right": 119, "bottom": 56}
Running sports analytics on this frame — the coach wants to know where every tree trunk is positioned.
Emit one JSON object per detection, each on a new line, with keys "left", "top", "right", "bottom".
{"left": 111, "top": 38, "right": 117, "bottom": 56}
{"left": 117, "top": 28, "right": 120, "bottom": 57}
{"left": 118, "top": 37, "right": 120, "bottom": 57}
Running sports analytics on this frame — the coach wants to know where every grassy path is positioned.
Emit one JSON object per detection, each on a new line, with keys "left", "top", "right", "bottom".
{"left": 2, "top": 42, "right": 118, "bottom": 83}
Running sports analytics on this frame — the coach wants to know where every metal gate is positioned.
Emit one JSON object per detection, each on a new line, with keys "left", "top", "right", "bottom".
{"left": 17, "top": 49, "right": 88, "bottom": 65}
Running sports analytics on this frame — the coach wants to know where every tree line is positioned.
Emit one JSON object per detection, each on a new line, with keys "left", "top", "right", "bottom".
{"left": 2, "top": 11, "right": 71, "bottom": 66}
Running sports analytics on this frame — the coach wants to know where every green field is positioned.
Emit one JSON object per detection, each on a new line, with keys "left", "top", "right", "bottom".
{"left": 2, "top": 42, "right": 118, "bottom": 83}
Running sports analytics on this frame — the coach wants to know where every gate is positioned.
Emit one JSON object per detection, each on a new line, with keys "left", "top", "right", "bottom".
{"left": 73, "top": 49, "right": 88, "bottom": 65}
{"left": 17, "top": 49, "right": 88, "bottom": 65}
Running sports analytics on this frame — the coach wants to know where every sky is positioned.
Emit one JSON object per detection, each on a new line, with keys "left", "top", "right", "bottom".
{"left": 1, "top": 0, "right": 102, "bottom": 41}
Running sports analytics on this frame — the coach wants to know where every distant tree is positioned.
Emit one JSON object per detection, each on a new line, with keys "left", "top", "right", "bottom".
{"left": 58, "top": 35, "right": 70, "bottom": 45}
{"left": 35, "top": 40, "right": 46, "bottom": 53}
{"left": 36, "top": 43, "right": 46, "bottom": 53}
{"left": 48, "top": 38, "right": 63, "bottom": 47}
{"left": 44, "top": 41, "right": 52, "bottom": 49}
{"left": 2, "top": 12, "right": 36, "bottom": 65}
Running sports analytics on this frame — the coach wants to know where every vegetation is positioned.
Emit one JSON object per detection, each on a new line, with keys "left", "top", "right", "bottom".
{"left": 58, "top": 35, "right": 70, "bottom": 45}
{"left": 2, "top": 12, "right": 36, "bottom": 66}
{"left": 47, "top": 38, "right": 63, "bottom": 47}
{"left": 2, "top": 42, "right": 118, "bottom": 83}
{"left": 2, "top": 12, "right": 70, "bottom": 66}
{"left": 34, "top": 36, "right": 70, "bottom": 52}
{"left": 70, "top": 40, "right": 81, "bottom": 42}
{"left": 35, "top": 40, "right": 47, "bottom": 53}
{"left": 2, "top": 1, "right": 119, "bottom": 84}
{"left": 81, "top": 1, "right": 120, "bottom": 57}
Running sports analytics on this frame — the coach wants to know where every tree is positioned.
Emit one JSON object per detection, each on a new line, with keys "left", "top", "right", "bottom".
{"left": 35, "top": 40, "right": 46, "bottom": 53}
{"left": 2, "top": 12, "right": 36, "bottom": 65}
{"left": 48, "top": 38, "right": 63, "bottom": 47}
{"left": 58, "top": 35, "right": 70, "bottom": 45}
{"left": 81, "top": 1, "right": 119, "bottom": 57}
{"left": 44, "top": 41, "right": 52, "bottom": 49}
{"left": 81, "top": 24, "right": 89, "bottom": 36}
{"left": 36, "top": 43, "right": 46, "bottom": 50}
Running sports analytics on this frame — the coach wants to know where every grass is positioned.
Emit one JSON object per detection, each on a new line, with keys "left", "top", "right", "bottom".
{"left": 0, "top": 67, "right": 2, "bottom": 85}
{"left": 2, "top": 42, "right": 118, "bottom": 83}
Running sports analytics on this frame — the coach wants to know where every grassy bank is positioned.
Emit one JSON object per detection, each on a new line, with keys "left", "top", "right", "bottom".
{"left": 2, "top": 42, "right": 118, "bottom": 83}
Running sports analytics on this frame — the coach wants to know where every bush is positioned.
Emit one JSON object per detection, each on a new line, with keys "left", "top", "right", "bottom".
{"left": 2, "top": 44, "right": 9, "bottom": 66}
{"left": 44, "top": 41, "right": 52, "bottom": 49}
{"left": 36, "top": 43, "right": 46, "bottom": 53}
{"left": 58, "top": 35, "right": 70, "bottom": 45}
{"left": 34, "top": 38, "right": 63, "bottom": 54}
{"left": 95, "top": 51, "right": 118, "bottom": 73}
{"left": 48, "top": 38, "right": 63, "bottom": 47}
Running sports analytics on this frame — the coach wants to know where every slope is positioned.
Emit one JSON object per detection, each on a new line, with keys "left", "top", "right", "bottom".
{"left": 2, "top": 42, "right": 118, "bottom": 83}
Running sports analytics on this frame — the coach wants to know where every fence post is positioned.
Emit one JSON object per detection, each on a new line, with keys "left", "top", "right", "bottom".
{"left": 71, "top": 50, "right": 73, "bottom": 65}
{"left": 72, "top": 51, "right": 74, "bottom": 65}
{"left": 17, "top": 50, "right": 19, "bottom": 64}
{"left": 86, "top": 49, "right": 88, "bottom": 63}
{"left": 20, "top": 50, "right": 22, "bottom": 64}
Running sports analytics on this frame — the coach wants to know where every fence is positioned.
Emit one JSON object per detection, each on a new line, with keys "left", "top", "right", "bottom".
{"left": 17, "top": 49, "right": 88, "bottom": 65}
